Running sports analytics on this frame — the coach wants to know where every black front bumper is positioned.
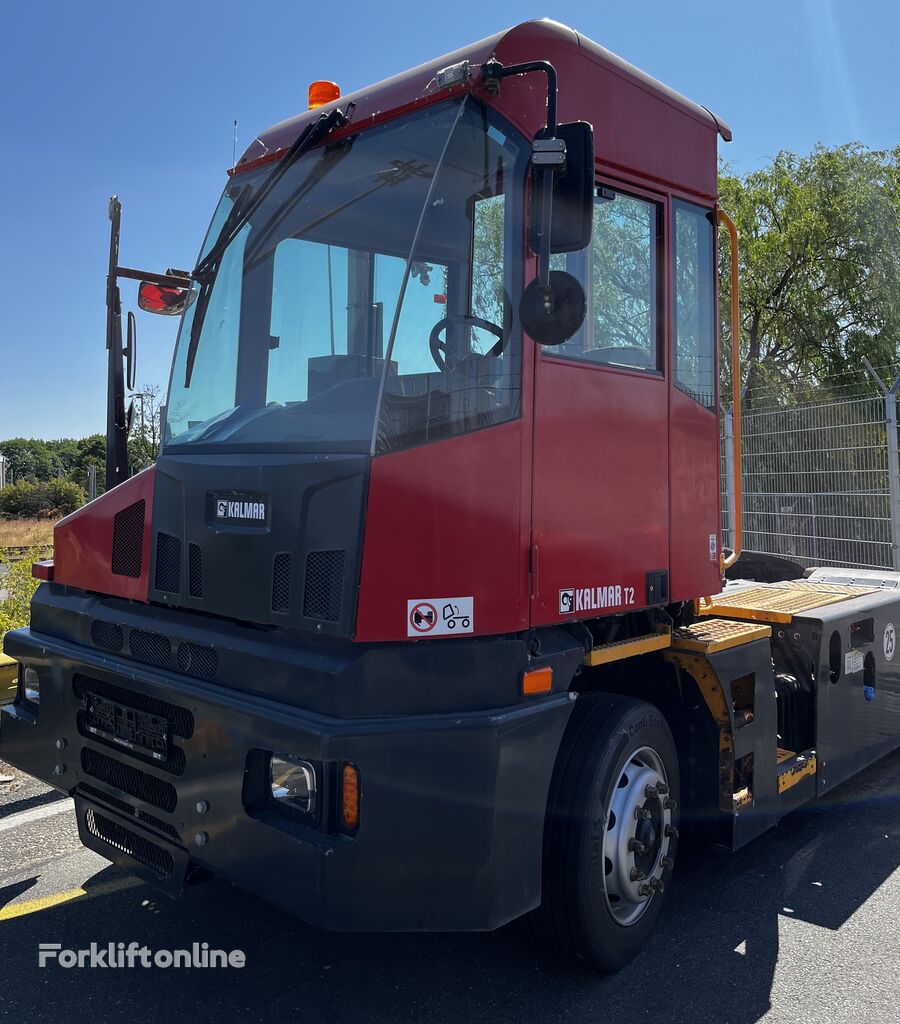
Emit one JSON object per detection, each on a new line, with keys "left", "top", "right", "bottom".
{"left": 2, "top": 627, "right": 573, "bottom": 932}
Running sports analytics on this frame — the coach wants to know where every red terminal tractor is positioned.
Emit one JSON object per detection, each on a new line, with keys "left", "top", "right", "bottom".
{"left": 5, "top": 20, "right": 900, "bottom": 970}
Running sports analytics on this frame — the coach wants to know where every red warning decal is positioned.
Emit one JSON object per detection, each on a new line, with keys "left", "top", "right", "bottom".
{"left": 409, "top": 602, "right": 438, "bottom": 634}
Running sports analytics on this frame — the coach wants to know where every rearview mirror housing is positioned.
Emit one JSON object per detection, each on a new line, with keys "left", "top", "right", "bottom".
{"left": 138, "top": 280, "right": 190, "bottom": 316}
{"left": 530, "top": 121, "right": 594, "bottom": 254}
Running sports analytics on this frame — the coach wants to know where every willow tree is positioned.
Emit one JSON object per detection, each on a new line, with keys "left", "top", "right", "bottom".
{"left": 718, "top": 143, "right": 900, "bottom": 404}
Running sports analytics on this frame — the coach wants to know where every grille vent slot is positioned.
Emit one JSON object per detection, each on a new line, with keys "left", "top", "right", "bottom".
{"left": 303, "top": 550, "right": 345, "bottom": 622}
{"left": 81, "top": 748, "right": 177, "bottom": 813}
{"left": 84, "top": 807, "right": 175, "bottom": 880}
{"left": 73, "top": 674, "right": 194, "bottom": 738}
{"left": 111, "top": 500, "right": 145, "bottom": 578}
{"left": 154, "top": 533, "right": 182, "bottom": 593}
{"left": 272, "top": 553, "right": 292, "bottom": 614}
{"left": 128, "top": 629, "right": 171, "bottom": 667}
{"left": 188, "top": 543, "right": 203, "bottom": 598}
{"left": 176, "top": 642, "right": 218, "bottom": 680}
{"left": 90, "top": 620, "right": 124, "bottom": 654}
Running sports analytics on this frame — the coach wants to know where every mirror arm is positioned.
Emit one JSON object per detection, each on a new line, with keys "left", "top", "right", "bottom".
{"left": 116, "top": 266, "right": 191, "bottom": 289}
{"left": 481, "top": 59, "right": 558, "bottom": 133}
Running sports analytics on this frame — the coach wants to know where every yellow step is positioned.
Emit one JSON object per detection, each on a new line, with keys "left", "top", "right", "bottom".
{"left": 583, "top": 627, "right": 671, "bottom": 667}
{"left": 672, "top": 618, "right": 771, "bottom": 654}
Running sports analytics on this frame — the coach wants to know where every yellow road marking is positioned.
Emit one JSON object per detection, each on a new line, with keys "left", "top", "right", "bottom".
{"left": 0, "top": 887, "right": 86, "bottom": 921}
{"left": 0, "top": 877, "right": 141, "bottom": 921}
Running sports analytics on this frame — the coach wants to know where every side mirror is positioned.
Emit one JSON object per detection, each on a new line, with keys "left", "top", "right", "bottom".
{"left": 550, "top": 121, "right": 594, "bottom": 252}
{"left": 138, "top": 280, "right": 190, "bottom": 316}
{"left": 530, "top": 121, "right": 594, "bottom": 254}
{"left": 520, "top": 271, "right": 586, "bottom": 346}
{"left": 125, "top": 311, "right": 137, "bottom": 390}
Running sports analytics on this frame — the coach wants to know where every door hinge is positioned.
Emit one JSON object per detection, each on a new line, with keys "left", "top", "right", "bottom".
{"left": 529, "top": 544, "right": 539, "bottom": 600}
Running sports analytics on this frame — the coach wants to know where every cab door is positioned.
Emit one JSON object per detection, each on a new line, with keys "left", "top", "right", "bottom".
{"left": 530, "top": 182, "right": 670, "bottom": 625}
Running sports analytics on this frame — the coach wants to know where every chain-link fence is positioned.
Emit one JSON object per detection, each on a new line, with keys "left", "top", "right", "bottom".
{"left": 722, "top": 365, "right": 900, "bottom": 572}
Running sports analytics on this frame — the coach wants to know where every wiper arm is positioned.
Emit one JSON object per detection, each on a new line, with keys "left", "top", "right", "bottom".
{"left": 184, "top": 105, "right": 349, "bottom": 387}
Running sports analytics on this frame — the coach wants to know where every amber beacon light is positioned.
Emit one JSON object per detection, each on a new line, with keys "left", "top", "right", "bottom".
{"left": 308, "top": 80, "right": 341, "bottom": 109}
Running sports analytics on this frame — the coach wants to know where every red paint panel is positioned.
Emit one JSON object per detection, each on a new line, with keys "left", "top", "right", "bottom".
{"left": 531, "top": 359, "right": 669, "bottom": 625}
{"left": 355, "top": 422, "right": 530, "bottom": 642}
{"left": 53, "top": 467, "right": 155, "bottom": 602}
{"left": 668, "top": 387, "right": 721, "bottom": 601}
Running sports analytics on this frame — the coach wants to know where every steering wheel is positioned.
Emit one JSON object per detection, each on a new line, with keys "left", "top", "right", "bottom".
{"left": 428, "top": 315, "right": 505, "bottom": 371}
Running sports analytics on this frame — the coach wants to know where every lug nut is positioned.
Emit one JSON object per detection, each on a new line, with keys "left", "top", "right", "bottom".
{"left": 53, "top": 763, "right": 66, "bottom": 776}
{"left": 195, "top": 800, "right": 209, "bottom": 815}
{"left": 649, "top": 877, "right": 665, "bottom": 894}
{"left": 656, "top": 782, "right": 669, "bottom": 795}
{"left": 665, "top": 824, "right": 679, "bottom": 839}
{"left": 630, "top": 867, "right": 646, "bottom": 882}
{"left": 628, "top": 838, "right": 646, "bottom": 854}
{"left": 55, "top": 738, "right": 67, "bottom": 750}
{"left": 638, "top": 883, "right": 652, "bottom": 897}
{"left": 194, "top": 832, "right": 209, "bottom": 847}
{"left": 645, "top": 784, "right": 658, "bottom": 799}
{"left": 661, "top": 856, "right": 675, "bottom": 870}
{"left": 664, "top": 798, "right": 678, "bottom": 812}
{"left": 634, "top": 807, "right": 652, "bottom": 821}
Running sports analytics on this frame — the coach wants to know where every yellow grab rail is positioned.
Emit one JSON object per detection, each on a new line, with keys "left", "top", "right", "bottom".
{"left": 718, "top": 209, "right": 741, "bottom": 570}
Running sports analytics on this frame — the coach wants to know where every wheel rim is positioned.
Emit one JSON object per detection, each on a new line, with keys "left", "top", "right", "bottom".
{"left": 601, "top": 744, "right": 673, "bottom": 926}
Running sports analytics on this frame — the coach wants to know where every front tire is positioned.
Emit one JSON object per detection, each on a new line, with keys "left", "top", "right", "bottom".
{"left": 540, "top": 693, "right": 680, "bottom": 971}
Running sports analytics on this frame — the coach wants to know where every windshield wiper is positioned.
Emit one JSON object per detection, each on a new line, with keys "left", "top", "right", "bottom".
{"left": 184, "top": 105, "right": 349, "bottom": 387}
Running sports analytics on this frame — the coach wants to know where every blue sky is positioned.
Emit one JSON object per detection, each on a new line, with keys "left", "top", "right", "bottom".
{"left": 1, "top": 0, "right": 897, "bottom": 440}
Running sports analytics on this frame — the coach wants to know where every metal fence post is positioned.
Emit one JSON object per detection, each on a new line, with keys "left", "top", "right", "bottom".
{"left": 863, "top": 357, "right": 900, "bottom": 571}
{"left": 0, "top": 455, "right": 6, "bottom": 490}
{"left": 723, "top": 405, "right": 736, "bottom": 550}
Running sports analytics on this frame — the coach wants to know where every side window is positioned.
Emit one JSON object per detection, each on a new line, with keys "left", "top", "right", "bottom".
{"left": 673, "top": 200, "right": 716, "bottom": 408}
{"left": 552, "top": 188, "right": 662, "bottom": 371}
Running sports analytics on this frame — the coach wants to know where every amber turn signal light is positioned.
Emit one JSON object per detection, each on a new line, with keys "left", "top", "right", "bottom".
{"left": 522, "top": 666, "right": 553, "bottom": 695}
{"left": 308, "top": 80, "right": 341, "bottom": 109}
{"left": 341, "top": 763, "right": 360, "bottom": 829}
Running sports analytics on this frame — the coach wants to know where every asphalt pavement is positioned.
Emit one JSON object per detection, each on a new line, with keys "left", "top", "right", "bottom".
{"left": 0, "top": 748, "right": 898, "bottom": 1024}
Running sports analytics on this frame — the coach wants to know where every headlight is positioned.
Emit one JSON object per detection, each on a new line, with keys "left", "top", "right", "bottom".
{"left": 270, "top": 754, "right": 316, "bottom": 814}
{"left": 23, "top": 666, "right": 40, "bottom": 704}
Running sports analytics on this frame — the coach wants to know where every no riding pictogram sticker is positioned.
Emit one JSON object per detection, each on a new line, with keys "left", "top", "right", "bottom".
{"left": 409, "top": 602, "right": 438, "bottom": 633}
{"left": 407, "top": 597, "right": 474, "bottom": 637}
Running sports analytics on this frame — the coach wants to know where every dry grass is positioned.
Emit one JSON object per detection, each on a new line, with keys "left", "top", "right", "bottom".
{"left": 0, "top": 518, "right": 55, "bottom": 550}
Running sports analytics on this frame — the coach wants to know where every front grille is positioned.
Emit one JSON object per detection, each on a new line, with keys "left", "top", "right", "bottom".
{"left": 81, "top": 747, "right": 177, "bottom": 813}
{"left": 73, "top": 674, "right": 194, "bottom": 739}
{"left": 76, "top": 711, "right": 186, "bottom": 775}
{"left": 154, "top": 532, "right": 182, "bottom": 593}
{"left": 176, "top": 642, "right": 218, "bottom": 680}
{"left": 111, "top": 500, "right": 145, "bottom": 578}
{"left": 272, "top": 552, "right": 292, "bottom": 614}
{"left": 303, "top": 549, "right": 345, "bottom": 622}
{"left": 188, "top": 543, "right": 203, "bottom": 599}
{"left": 128, "top": 629, "right": 171, "bottom": 667}
{"left": 91, "top": 620, "right": 124, "bottom": 654}
{"left": 85, "top": 808, "right": 175, "bottom": 880}
{"left": 76, "top": 783, "right": 180, "bottom": 841}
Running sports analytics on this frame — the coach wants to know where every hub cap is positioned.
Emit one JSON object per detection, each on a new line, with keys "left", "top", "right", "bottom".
{"left": 601, "top": 745, "right": 673, "bottom": 926}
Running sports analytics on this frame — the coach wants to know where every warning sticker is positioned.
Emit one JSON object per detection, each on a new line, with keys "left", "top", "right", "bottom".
{"left": 845, "top": 649, "right": 864, "bottom": 675}
{"left": 407, "top": 597, "right": 473, "bottom": 637}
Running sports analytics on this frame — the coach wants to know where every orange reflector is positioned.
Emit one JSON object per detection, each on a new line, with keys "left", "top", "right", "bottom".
{"left": 341, "top": 763, "right": 360, "bottom": 829}
{"left": 522, "top": 666, "right": 553, "bottom": 695}
{"left": 308, "top": 80, "right": 341, "bottom": 109}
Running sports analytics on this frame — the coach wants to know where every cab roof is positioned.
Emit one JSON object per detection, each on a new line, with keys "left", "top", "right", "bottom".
{"left": 235, "top": 20, "right": 729, "bottom": 198}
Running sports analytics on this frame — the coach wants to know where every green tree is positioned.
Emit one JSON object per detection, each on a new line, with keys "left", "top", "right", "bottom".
{"left": 718, "top": 143, "right": 900, "bottom": 403}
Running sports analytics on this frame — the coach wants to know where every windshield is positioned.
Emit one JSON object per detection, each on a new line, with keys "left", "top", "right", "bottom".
{"left": 164, "top": 97, "right": 527, "bottom": 455}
